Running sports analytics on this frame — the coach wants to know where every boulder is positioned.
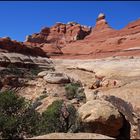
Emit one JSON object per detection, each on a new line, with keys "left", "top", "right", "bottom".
{"left": 101, "top": 79, "right": 122, "bottom": 88}
{"left": 43, "top": 72, "right": 70, "bottom": 84}
{"left": 78, "top": 100, "right": 123, "bottom": 137}
{"left": 103, "top": 95, "right": 140, "bottom": 139}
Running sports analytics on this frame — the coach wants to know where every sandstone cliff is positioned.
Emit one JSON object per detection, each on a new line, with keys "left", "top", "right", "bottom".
{"left": 24, "top": 22, "right": 91, "bottom": 56}
{"left": 23, "top": 13, "right": 140, "bottom": 59}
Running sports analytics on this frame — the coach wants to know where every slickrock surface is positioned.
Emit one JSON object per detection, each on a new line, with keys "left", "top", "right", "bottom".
{"left": 53, "top": 57, "right": 140, "bottom": 139}
{"left": 32, "top": 133, "right": 114, "bottom": 139}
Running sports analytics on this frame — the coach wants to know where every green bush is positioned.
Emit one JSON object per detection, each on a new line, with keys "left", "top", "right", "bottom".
{"left": 40, "top": 100, "right": 64, "bottom": 133}
{"left": 0, "top": 91, "right": 25, "bottom": 115}
{"left": 0, "top": 91, "right": 40, "bottom": 139}
{"left": 39, "top": 100, "right": 77, "bottom": 135}
{"left": 66, "top": 103, "right": 78, "bottom": 131}
{"left": 65, "top": 83, "right": 80, "bottom": 100}
{"left": 0, "top": 91, "right": 79, "bottom": 139}
{"left": 65, "top": 82, "right": 85, "bottom": 102}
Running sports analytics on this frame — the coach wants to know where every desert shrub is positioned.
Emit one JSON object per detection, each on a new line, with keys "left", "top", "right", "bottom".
{"left": 26, "top": 68, "right": 42, "bottom": 80}
{"left": 65, "top": 83, "right": 80, "bottom": 100}
{"left": 31, "top": 100, "right": 42, "bottom": 110}
{"left": 65, "top": 82, "right": 85, "bottom": 102}
{"left": 0, "top": 91, "right": 26, "bottom": 115}
{"left": 76, "top": 88, "right": 86, "bottom": 102}
{"left": 0, "top": 91, "right": 79, "bottom": 138}
{"left": 66, "top": 103, "right": 78, "bottom": 131}
{"left": 39, "top": 100, "right": 64, "bottom": 134}
{"left": 0, "top": 91, "right": 41, "bottom": 139}
{"left": 18, "top": 107, "right": 41, "bottom": 138}
{"left": 38, "top": 100, "right": 77, "bottom": 135}
{"left": 36, "top": 94, "right": 48, "bottom": 101}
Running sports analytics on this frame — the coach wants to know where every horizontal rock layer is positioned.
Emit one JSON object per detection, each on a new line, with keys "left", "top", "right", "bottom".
{"left": 0, "top": 37, "right": 47, "bottom": 57}
{"left": 0, "top": 52, "right": 54, "bottom": 70}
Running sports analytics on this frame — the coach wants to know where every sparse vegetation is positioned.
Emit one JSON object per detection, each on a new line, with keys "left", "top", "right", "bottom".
{"left": 65, "top": 82, "right": 86, "bottom": 102}
{"left": 0, "top": 91, "right": 78, "bottom": 138}
{"left": 0, "top": 65, "right": 42, "bottom": 80}
{"left": 0, "top": 91, "right": 41, "bottom": 139}
{"left": 65, "top": 83, "right": 80, "bottom": 100}
{"left": 38, "top": 100, "right": 77, "bottom": 135}
{"left": 39, "top": 100, "right": 64, "bottom": 133}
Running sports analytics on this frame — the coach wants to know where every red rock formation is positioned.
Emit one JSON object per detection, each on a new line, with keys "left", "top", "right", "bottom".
{"left": 92, "top": 13, "right": 113, "bottom": 32}
{"left": 0, "top": 37, "right": 47, "bottom": 57}
{"left": 24, "top": 22, "right": 91, "bottom": 56}
{"left": 56, "top": 13, "right": 140, "bottom": 59}
{"left": 2, "top": 13, "right": 140, "bottom": 59}
{"left": 25, "top": 22, "right": 91, "bottom": 44}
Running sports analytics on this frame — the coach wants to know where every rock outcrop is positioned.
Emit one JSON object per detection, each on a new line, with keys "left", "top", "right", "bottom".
{"left": 1, "top": 13, "right": 139, "bottom": 59}
{"left": 92, "top": 13, "right": 113, "bottom": 32}
{"left": 78, "top": 100, "right": 123, "bottom": 137}
{"left": 0, "top": 37, "right": 46, "bottom": 57}
{"left": 0, "top": 13, "right": 132, "bottom": 59}
{"left": 103, "top": 95, "right": 140, "bottom": 139}
{"left": 24, "top": 22, "right": 91, "bottom": 56}
{"left": 0, "top": 52, "right": 54, "bottom": 69}
{"left": 25, "top": 22, "right": 91, "bottom": 44}
{"left": 0, "top": 12, "right": 140, "bottom": 139}
{"left": 53, "top": 58, "right": 140, "bottom": 139}
{"left": 54, "top": 13, "right": 140, "bottom": 59}
{"left": 43, "top": 72, "right": 70, "bottom": 84}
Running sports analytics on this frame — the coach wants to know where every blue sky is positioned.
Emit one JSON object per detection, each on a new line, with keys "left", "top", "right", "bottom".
{"left": 0, "top": 1, "right": 140, "bottom": 41}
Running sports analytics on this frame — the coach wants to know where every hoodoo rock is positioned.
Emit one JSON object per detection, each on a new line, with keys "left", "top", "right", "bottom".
{"left": 92, "top": 13, "right": 112, "bottom": 32}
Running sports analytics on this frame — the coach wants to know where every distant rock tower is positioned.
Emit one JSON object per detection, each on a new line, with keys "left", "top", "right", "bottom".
{"left": 96, "top": 13, "right": 106, "bottom": 22}
{"left": 93, "top": 13, "right": 111, "bottom": 32}
{"left": 96, "top": 13, "right": 107, "bottom": 24}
